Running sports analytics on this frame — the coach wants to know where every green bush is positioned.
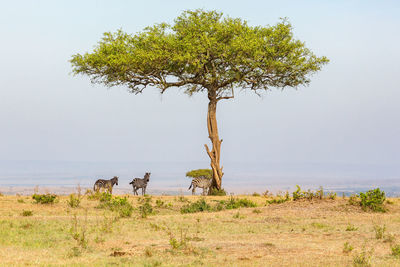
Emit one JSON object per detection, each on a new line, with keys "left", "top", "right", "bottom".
{"left": 67, "top": 194, "right": 81, "bottom": 208}
{"left": 223, "top": 196, "right": 257, "bottom": 209}
{"left": 22, "top": 210, "right": 33, "bottom": 216}
{"left": 32, "top": 194, "right": 57, "bottom": 204}
{"left": 343, "top": 242, "right": 354, "bottom": 253}
{"left": 292, "top": 185, "right": 305, "bottom": 201}
{"left": 267, "top": 192, "right": 290, "bottom": 205}
{"left": 359, "top": 188, "right": 386, "bottom": 212}
{"left": 180, "top": 196, "right": 257, "bottom": 214}
{"left": 98, "top": 195, "right": 133, "bottom": 218}
{"left": 391, "top": 245, "right": 400, "bottom": 257}
{"left": 138, "top": 196, "right": 154, "bottom": 218}
{"left": 99, "top": 192, "right": 112, "bottom": 203}
{"left": 209, "top": 188, "right": 227, "bottom": 196}
{"left": 181, "top": 198, "right": 212, "bottom": 214}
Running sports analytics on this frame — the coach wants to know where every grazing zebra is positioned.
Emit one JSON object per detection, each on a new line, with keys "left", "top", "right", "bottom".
{"left": 129, "top": 172, "right": 151, "bottom": 196}
{"left": 93, "top": 176, "right": 118, "bottom": 194}
{"left": 188, "top": 177, "right": 212, "bottom": 195}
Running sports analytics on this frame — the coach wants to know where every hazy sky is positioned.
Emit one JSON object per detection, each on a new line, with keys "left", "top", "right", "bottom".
{"left": 0, "top": 0, "right": 399, "bottom": 172}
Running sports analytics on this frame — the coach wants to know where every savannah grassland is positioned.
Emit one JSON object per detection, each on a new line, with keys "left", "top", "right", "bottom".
{"left": 1, "top": 192, "right": 400, "bottom": 267}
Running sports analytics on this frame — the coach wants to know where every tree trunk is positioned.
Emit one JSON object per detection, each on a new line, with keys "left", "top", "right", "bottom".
{"left": 204, "top": 93, "right": 224, "bottom": 191}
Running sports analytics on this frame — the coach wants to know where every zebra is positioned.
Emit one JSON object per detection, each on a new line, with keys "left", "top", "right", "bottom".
{"left": 188, "top": 177, "right": 212, "bottom": 195}
{"left": 129, "top": 172, "right": 151, "bottom": 196}
{"left": 93, "top": 176, "right": 119, "bottom": 194}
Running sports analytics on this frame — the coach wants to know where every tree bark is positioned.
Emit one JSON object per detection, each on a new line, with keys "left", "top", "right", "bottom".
{"left": 204, "top": 91, "right": 224, "bottom": 191}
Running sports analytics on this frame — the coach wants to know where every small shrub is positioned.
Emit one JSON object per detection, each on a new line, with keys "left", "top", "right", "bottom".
{"left": 32, "top": 193, "right": 57, "bottom": 204}
{"left": 177, "top": 195, "right": 189, "bottom": 202}
{"left": 316, "top": 186, "right": 324, "bottom": 200}
{"left": 22, "top": 210, "right": 33, "bottom": 216}
{"left": 67, "top": 194, "right": 81, "bottom": 208}
{"left": 17, "top": 199, "right": 24, "bottom": 203}
{"left": 69, "top": 246, "right": 81, "bottom": 257}
{"left": 138, "top": 196, "right": 153, "bottom": 218}
{"left": 233, "top": 212, "right": 245, "bottom": 219}
{"left": 224, "top": 197, "right": 257, "bottom": 209}
{"left": 328, "top": 192, "right": 337, "bottom": 200}
{"left": 348, "top": 194, "right": 359, "bottom": 205}
{"left": 292, "top": 185, "right": 305, "bottom": 201}
{"left": 359, "top": 188, "right": 386, "bottom": 212}
{"left": 391, "top": 244, "right": 400, "bottom": 257}
{"left": 346, "top": 224, "right": 358, "bottom": 231}
{"left": 252, "top": 192, "right": 260, "bottom": 197}
{"left": 98, "top": 195, "right": 134, "bottom": 218}
{"left": 343, "top": 242, "right": 354, "bottom": 253}
{"left": 181, "top": 198, "right": 212, "bottom": 214}
{"left": 267, "top": 192, "right": 290, "bottom": 204}
{"left": 252, "top": 209, "right": 262, "bottom": 214}
{"left": 70, "top": 214, "right": 88, "bottom": 249}
{"left": 353, "top": 248, "right": 372, "bottom": 267}
{"left": 373, "top": 224, "right": 386, "bottom": 239}
{"left": 209, "top": 188, "right": 227, "bottom": 196}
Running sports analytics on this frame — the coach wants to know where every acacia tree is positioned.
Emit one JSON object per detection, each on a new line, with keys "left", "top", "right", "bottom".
{"left": 70, "top": 10, "right": 328, "bottom": 191}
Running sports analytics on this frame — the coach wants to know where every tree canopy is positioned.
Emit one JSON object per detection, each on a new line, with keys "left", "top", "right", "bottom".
{"left": 70, "top": 9, "right": 328, "bottom": 97}
{"left": 186, "top": 169, "right": 213, "bottom": 180}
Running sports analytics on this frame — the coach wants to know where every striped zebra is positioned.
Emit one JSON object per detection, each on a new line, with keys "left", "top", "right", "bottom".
{"left": 93, "top": 176, "right": 119, "bottom": 194}
{"left": 129, "top": 172, "right": 151, "bottom": 196}
{"left": 188, "top": 177, "right": 212, "bottom": 195}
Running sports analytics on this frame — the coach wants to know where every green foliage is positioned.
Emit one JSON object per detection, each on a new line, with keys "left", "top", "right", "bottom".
{"left": 17, "top": 199, "right": 24, "bottom": 203}
{"left": 138, "top": 196, "right": 154, "bottom": 218}
{"left": 327, "top": 192, "right": 337, "bottom": 200}
{"left": 292, "top": 185, "right": 305, "bottom": 201}
{"left": 67, "top": 194, "right": 81, "bottom": 208}
{"left": 223, "top": 197, "right": 257, "bottom": 209}
{"left": 181, "top": 199, "right": 212, "bottom": 214}
{"left": 70, "top": 214, "right": 88, "bottom": 249}
{"left": 267, "top": 191, "right": 290, "bottom": 204}
{"left": 186, "top": 169, "right": 213, "bottom": 179}
{"left": 343, "top": 242, "right": 354, "bottom": 253}
{"left": 209, "top": 188, "right": 227, "bottom": 196}
{"left": 180, "top": 195, "right": 255, "bottom": 213}
{"left": 71, "top": 9, "right": 328, "bottom": 97}
{"left": 22, "top": 210, "right": 33, "bottom": 217}
{"left": 252, "top": 192, "right": 260, "bottom": 197}
{"left": 155, "top": 199, "right": 170, "bottom": 208}
{"left": 359, "top": 188, "right": 386, "bottom": 212}
{"left": 373, "top": 224, "right": 386, "bottom": 239}
{"left": 353, "top": 248, "right": 372, "bottom": 267}
{"left": 391, "top": 245, "right": 400, "bottom": 257}
{"left": 233, "top": 212, "right": 245, "bottom": 219}
{"left": 346, "top": 224, "right": 358, "bottom": 231}
{"left": 32, "top": 194, "right": 57, "bottom": 204}
{"left": 98, "top": 195, "right": 133, "bottom": 218}
{"left": 348, "top": 194, "right": 359, "bottom": 205}
{"left": 86, "top": 190, "right": 110, "bottom": 201}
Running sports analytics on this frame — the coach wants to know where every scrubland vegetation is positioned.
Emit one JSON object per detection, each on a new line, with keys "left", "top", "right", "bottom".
{"left": 1, "top": 187, "right": 400, "bottom": 266}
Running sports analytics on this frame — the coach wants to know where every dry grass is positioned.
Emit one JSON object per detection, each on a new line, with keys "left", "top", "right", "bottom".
{"left": 1, "top": 194, "right": 400, "bottom": 266}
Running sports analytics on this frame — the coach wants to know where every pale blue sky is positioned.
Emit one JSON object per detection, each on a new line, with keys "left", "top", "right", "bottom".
{"left": 0, "top": 1, "right": 399, "bottom": 178}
